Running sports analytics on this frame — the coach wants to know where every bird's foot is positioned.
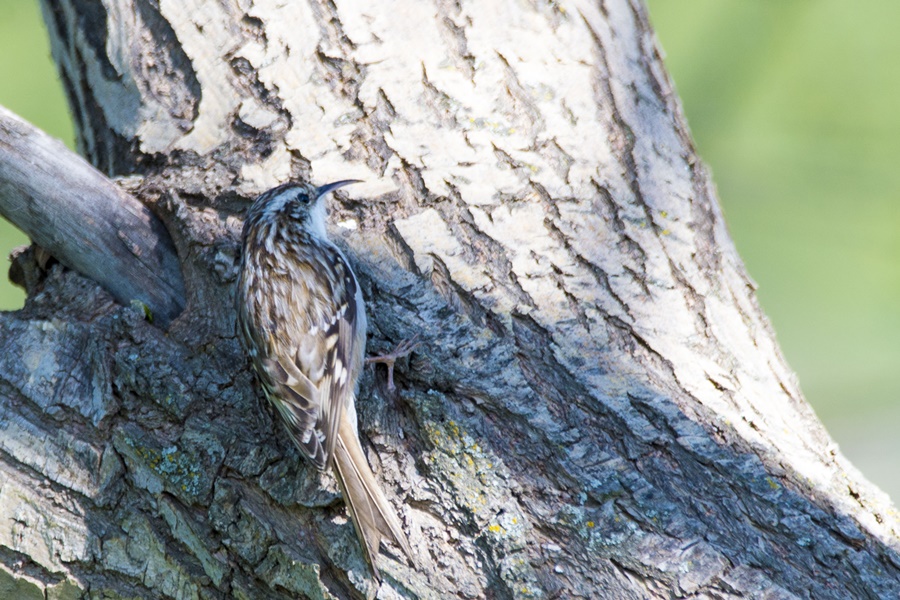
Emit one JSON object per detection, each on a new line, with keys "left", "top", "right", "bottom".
{"left": 366, "top": 334, "right": 420, "bottom": 391}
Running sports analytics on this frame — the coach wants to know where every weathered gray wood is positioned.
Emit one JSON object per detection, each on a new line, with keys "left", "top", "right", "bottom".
{"left": 0, "top": 106, "right": 184, "bottom": 325}
{"left": 0, "top": 0, "right": 896, "bottom": 598}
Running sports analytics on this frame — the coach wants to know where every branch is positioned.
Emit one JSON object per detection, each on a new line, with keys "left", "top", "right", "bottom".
{"left": 0, "top": 106, "right": 184, "bottom": 325}
{"left": 2, "top": 2, "right": 897, "bottom": 597}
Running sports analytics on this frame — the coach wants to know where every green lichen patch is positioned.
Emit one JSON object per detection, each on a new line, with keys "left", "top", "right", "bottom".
{"left": 498, "top": 554, "right": 544, "bottom": 600}
{"left": 114, "top": 426, "right": 224, "bottom": 505}
{"left": 554, "top": 501, "right": 634, "bottom": 551}
{"left": 46, "top": 578, "right": 83, "bottom": 600}
{"left": 0, "top": 565, "right": 44, "bottom": 600}
{"left": 409, "top": 390, "right": 542, "bottom": 596}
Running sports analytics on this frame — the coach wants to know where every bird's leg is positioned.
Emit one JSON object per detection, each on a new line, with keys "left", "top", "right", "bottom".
{"left": 366, "top": 334, "right": 420, "bottom": 391}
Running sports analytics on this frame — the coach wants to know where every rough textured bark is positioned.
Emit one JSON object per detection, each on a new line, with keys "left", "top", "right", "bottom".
{"left": 0, "top": 0, "right": 897, "bottom": 598}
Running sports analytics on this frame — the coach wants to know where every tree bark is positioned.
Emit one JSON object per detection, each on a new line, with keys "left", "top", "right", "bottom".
{"left": 0, "top": 0, "right": 897, "bottom": 598}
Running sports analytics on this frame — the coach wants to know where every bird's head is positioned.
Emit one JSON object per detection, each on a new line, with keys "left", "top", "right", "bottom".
{"left": 245, "top": 180, "right": 359, "bottom": 241}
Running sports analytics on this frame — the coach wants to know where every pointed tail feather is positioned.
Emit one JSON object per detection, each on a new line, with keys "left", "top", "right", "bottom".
{"left": 333, "top": 414, "right": 413, "bottom": 579}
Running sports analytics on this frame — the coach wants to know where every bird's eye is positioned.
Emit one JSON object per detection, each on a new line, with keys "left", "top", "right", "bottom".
{"left": 296, "top": 193, "right": 310, "bottom": 204}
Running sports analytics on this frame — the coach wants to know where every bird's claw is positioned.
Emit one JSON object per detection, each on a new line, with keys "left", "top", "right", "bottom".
{"left": 366, "top": 334, "right": 421, "bottom": 391}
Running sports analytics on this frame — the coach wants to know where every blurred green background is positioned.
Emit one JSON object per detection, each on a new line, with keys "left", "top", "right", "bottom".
{"left": 646, "top": 0, "right": 900, "bottom": 501}
{"left": 0, "top": 2, "right": 75, "bottom": 303}
{"left": 0, "top": 3, "right": 897, "bottom": 499}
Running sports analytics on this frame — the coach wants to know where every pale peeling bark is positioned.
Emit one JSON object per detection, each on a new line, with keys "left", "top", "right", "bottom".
{"left": 0, "top": 0, "right": 897, "bottom": 598}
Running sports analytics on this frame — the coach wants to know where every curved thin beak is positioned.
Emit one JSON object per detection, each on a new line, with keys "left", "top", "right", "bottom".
{"left": 316, "top": 179, "right": 361, "bottom": 198}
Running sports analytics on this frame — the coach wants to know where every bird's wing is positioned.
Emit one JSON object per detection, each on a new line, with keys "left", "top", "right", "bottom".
{"left": 258, "top": 243, "right": 362, "bottom": 470}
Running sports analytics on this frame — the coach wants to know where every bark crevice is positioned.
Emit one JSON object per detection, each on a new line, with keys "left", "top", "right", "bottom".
{"left": 0, "top": 1, "right": 896, "bottom": 598}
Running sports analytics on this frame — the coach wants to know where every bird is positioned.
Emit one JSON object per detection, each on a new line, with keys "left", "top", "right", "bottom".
{"left": 235, "top": 180, "right": 413, "bottom": 580}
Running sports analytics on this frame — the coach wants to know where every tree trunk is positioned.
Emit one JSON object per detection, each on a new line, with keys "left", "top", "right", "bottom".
{"left": 0, "top": 1, "right": 897, "bottom": 598}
